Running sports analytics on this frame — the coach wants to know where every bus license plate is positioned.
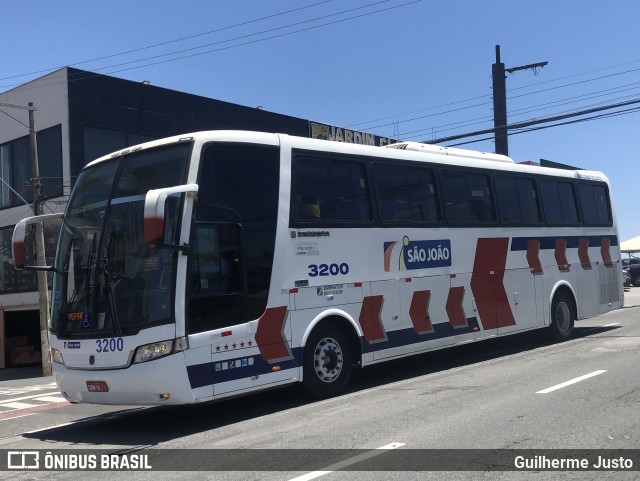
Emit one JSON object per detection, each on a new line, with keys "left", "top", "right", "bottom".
{"left": 86, "top": 381, "right": 109, "bottom": 392}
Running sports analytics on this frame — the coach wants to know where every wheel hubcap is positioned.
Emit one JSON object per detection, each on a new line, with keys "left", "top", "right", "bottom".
{"left": 313, "top": 337, "right": 343, "bottom": 383}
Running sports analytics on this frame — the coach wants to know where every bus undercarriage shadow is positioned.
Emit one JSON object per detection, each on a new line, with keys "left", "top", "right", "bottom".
{"left": 22, "top": 325, "right": 619, "bottom": 446}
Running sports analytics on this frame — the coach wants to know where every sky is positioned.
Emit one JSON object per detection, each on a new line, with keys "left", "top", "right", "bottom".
{"left": 3, "top": 0, "right": 640, "bottom": 244}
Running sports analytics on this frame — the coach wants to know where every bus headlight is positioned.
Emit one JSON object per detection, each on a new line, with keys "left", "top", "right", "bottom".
{"left": 51, "top": 347, "right": 64, "bottom": 365}
{"left": 132, "top": 337, "right": 187, "bottom": 364}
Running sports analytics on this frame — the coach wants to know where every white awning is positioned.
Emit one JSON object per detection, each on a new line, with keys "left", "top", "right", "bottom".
{"left": 620, "top": 236, "right": 640, "bottom": 253}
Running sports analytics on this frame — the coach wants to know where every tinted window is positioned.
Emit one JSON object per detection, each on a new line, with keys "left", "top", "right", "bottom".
{"left": 557, "top": 182, "right": 579, "bottom": 224}
{"left": 577, "top": 183, "right": 611, "bottom": 225}
{"left": 190, "top": 143, "right": 280, "bottom": 332}
{"left": 441, "top": 170, "right": 494, "bottom": 223}
{"left": 0, "top": 124, "right": 64, "bottom": 208}
{"left": 294, "top": 156, "right": 371, "bottom": 223}
{"left": 84, "top": 126, "right": 156, "bottom": 165}
{"left": 373, "top": 164, "right": 439, "bottom": 223}
{"left": 540, "top": 180, "right": 579, "bottom": 224}
{"left": 495, "top": 176, "right": 540, "bottom": 224}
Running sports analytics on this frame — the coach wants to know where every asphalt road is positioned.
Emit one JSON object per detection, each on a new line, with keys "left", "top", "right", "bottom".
{"left": 1, "top": 287, "right": 640, "bottom": 480}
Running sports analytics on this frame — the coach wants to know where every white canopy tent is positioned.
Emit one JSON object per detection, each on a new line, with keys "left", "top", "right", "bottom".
{"left": 620, "top": 236, "right": 640, "bottom": 254}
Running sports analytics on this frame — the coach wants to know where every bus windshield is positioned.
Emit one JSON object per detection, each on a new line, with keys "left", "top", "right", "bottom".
{"left": 51, "top": 143, "right": 191, "bottom": 337}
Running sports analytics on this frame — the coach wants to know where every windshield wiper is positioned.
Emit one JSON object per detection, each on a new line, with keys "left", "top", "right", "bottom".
{"left": 100, "top": 255, "right": 122, "bottom": 335}
{"left": 67, "top": 235, "right": 95, "bottom": 306}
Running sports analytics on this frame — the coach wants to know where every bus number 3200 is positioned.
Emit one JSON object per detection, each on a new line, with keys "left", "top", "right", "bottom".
{"left": 96, "top": 338, "right": 124, "bottom": 353}
{"left": 308, "top": 263, "right": 349, "bottom": 277}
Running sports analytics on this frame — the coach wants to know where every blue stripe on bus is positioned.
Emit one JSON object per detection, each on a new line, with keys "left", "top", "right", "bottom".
{"left": 510, "top": 235, "right": 618, "bottom": 251}
{"left": 186, "top": 318, "right": 480, "bottom": 389}
{"left": 362, "top": 317, "right": 481, "bottom": 353}
{"left": 187, "top": 353, "right": 301, "bottom": 389}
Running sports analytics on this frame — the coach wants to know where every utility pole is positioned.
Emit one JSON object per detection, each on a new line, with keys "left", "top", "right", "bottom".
{"left": 492, "top": 45, "right": 548, "bottom": 156}
{"left": 28, "top": 102, "right": 52, "bottom": 376}
{"left": 0, "top": 101, "right": 51, "bottom": 376}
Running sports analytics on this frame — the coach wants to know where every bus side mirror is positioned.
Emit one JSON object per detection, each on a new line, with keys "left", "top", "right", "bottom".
{"left": 12, "top": 213, "right": 63, "bottom": 270}
{"left": 143, "top": 184, "right": 199, "bottom": 244}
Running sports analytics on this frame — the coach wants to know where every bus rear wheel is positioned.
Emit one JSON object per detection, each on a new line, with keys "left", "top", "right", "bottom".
{"left": 303, "top": 324, "right": 352, "bottom": 398}
{"left": 549, "top": 291, "right": 575, "bottom": 341}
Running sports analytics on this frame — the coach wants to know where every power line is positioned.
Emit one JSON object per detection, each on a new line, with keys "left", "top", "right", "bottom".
{"left": 1, "top": 0, "right": 420, "bottom": 92}
{"left": 402, "top": 80, "right": 640, "bottom": 140}
{"left": 352, "top": 67, "right": 640, "bottom": 136}
{"left": 368, "top": 71, "right": 640, "bottom": 141}
{"left": 445, "top": 106, "right": 640, "bottom": 148}
{"left": 425, "top": 97, "right": 640, "bottom": 145}
{"left": 347, "top": 60, "right": 640, "bottom": 131}
{"left": 0, "top": 1, "right": 335, "bottom": 83}
{"left": 0, "top": 108, "right": 29, "bottom": 129}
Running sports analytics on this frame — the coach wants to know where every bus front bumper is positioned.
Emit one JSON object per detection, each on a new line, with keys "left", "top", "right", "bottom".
{"left": 53, "top": 353, "right": 196, "bottom": 405}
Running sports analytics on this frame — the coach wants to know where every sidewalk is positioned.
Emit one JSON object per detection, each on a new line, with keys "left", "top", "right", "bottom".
{"left": 0, "top": 365, "right": 53, "bottom": 387}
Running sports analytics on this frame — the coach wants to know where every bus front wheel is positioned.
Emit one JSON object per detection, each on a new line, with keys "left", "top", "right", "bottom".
{"left": 549, "top": 291, "right": 575, "bottom": 341}
{"left": 303, "top": 324, "right": 353, "bottom": 398}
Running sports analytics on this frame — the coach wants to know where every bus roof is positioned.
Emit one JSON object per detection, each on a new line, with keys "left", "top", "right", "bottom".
{"left": 83, "top": 130, "right": 609, "bottom": 185}
{"left": 384, "top": 141, "right": 514, "bottom": 163}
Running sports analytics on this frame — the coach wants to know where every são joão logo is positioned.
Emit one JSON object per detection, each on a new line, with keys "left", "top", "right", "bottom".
{"left": 384, "top": 236, "right": 451, "bottom": 272}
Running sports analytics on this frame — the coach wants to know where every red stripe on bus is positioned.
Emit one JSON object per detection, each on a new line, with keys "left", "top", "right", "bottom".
{"left": 409, "top": 290, "right": 434, "bottom": 334}
{"left": 601, "top": 237, "right": 613, "bottom": 267}
{"left": 358, "top": 295, "right": 387, "bottom": 343}
{"left": 526, "top": 239, "right": 543, "bottom": 274}
{"left": 555, "top": 238, "right": 570, "bottom": 272}
{"left": 470, "top": 237, "right": 516, "bottom": 330}
{"left": 578, "top": 237, "right": 591, "bottom": 269}
{"left": 255, "top": 306, "right": 292, "bottom": 362}
{"left": 446, "top": 286, "right": 468, "bottom": 329}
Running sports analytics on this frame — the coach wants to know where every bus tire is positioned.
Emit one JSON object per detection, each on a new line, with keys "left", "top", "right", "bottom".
{"left": 548, "top": 291, "right": 575, "bottom": 342}
{"left": 303, "top": 324, "right": 353, "bottom": 398}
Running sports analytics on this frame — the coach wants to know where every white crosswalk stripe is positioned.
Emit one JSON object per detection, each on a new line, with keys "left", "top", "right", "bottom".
{"left": 0, "top": 382, "right": 58, "bottom": 396}
{"left": 31, "top": 396, "right": 66, "bottom": 404}
{"left": 2, "top": 402, "right": 35, "bottom": 410}
{"left": 0, "top": 382, "right": 67, "bottom": 414}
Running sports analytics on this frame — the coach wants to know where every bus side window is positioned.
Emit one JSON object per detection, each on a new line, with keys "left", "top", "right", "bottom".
{"left": 495, "top": 175, "right": 540, "bottom": 224}
{"left": 293, "top": 155, "right": 371, "bottom": 223}
{"left": 540, "top": 180, "right": 578, "bottom": 225}
{"left": 441, "top": 170, "right": 494, "bottom": 223}
{"left": 578, "top": 183, "right": 611, "bottom": 225}
{"left": 373, "top": 163, "right": 439, "bottom": 224}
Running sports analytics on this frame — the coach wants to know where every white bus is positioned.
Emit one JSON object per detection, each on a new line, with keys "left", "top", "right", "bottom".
{"left": 13, "top": 131, "right": 622, "bottom": 404}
